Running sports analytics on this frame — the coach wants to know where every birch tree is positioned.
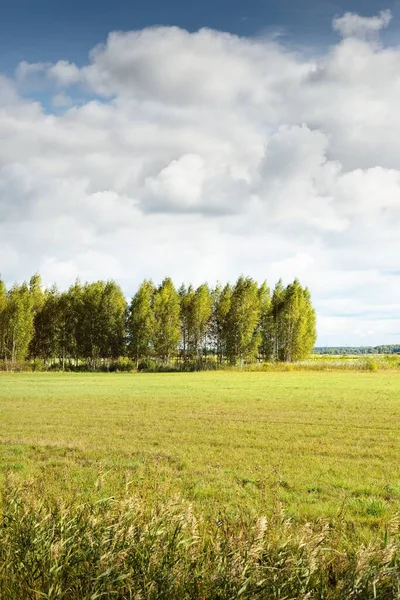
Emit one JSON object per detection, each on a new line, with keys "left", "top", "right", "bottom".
{"left": 128, "top": 280, "right": 155, "bottom": 366}
{"left": 226, "top": 276, "right": 261, "bottom": 366}
{"left": 153, "top": 278, "right": 181, "bottom": 363}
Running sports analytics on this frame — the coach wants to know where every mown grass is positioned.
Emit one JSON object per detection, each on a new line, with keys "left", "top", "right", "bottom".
{"left": 1, "top": 371, "right": 400, "bottom": 598}
{"left": 0, "top": 371, "right": 399, "bottom": 525}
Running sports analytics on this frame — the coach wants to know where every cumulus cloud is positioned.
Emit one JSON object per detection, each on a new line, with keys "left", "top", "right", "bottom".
{"left": 332, "top": 9, "right": 392, "bottom": 39}
{"left": 41, "top": 27, "right": 311, "bottom": 107}
{"left": 15, "top": 61, "right": 50, "bottom": 83}
{"left": 1, "top": 10, "right": 400, "bottom": 344}
{"left": 141, "top": 153, "right": 249, "bottom": 214}
{"left": 48, "top": 60, "right": 82, "bottom": 86}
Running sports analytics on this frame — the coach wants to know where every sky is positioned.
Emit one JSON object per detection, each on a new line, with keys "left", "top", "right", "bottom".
{"left": 1, "top": 1, "right": 400, "bottom": 346}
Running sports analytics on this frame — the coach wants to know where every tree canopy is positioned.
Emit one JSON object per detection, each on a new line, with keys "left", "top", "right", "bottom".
{"left": 0, "top": 274, "right": 317, "bottom": 369}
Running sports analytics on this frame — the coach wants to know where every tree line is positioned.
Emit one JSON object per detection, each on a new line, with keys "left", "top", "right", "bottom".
{"left": 315, "top": 346, "right": 400, "bottom": 355}
{"left": 0, "top": 274, "right": 316, "bottom": 370}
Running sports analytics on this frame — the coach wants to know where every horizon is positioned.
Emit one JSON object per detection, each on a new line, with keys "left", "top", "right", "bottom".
{"left": 1, "top": 0, "right": 400, "bottom": 346}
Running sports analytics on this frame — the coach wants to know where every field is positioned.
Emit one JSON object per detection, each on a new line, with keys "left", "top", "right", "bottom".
{"left": 1, "top": 371, "right": 399, "bottom": 525}
{"left": 1, "top": 371, "right": 400, "bottom": 598}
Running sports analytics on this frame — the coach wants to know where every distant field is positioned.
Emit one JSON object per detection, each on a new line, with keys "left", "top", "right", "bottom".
{"left": 0, "top": 371, "right": 399, "bottom": 526}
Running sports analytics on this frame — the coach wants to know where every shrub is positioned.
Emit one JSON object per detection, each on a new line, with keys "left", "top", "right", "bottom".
{"left": 137, "top": 358, "right": 158, "bottom": 371}
{"left": 0, "top": 360, "right": 31, "bottom": 372}
{"left": 365, "top": 359, "right": 379, "bottom": 372}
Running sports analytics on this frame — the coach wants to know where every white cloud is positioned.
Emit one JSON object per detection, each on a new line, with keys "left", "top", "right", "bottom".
{"left": 77, "top": 27, "right": 309, "bottom": 106}
{"left": 15, "top": 61, "right": 50, "bottom": 83}
{"left": 332, "top": 10, "right": 392, "bottom": 39}
{"left": 48, "top": 60, "right": 81, "bottom": 87}
{"left": 142, "top": 154, "right": 207, "bottom": 212}
{"left": 1, "top": 10, "right": 400, "bottom": 345}
{"left": 0, "top": 75, "right": 18, "bottom": 106}
{"left": 141, "top": 153, "right": 249, "bottom": 214}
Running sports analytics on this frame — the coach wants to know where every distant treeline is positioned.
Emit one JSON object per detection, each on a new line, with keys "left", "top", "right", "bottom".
{"left": 0, "top": 274, "right": 316, "bottom": 370}
{"left": 315, "top": 346, "right": 400, "bottom": 355}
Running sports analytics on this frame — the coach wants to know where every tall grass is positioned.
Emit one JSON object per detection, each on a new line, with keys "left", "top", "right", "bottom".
{"left": 3, "top": 354, "right": 400, "bottom": 373}
{"left": 1, "top": 481, "right": 400, "bottom": 599}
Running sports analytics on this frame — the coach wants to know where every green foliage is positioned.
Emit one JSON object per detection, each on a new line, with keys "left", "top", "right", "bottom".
{"left": 28, "top": 273, "right": 44, "bottom": 313}
{"left": 128, "top": 280, "right": 156, "bottom": 366}
{"left": 29, "top": 284, "right": 61, "bottom": 361}
{"left": 98, "top": 280, "right": 127, "bottom": 360}
{"left": 210, "top": 283, "right": 232, "bottom": 365}
{"left": 29, "top": 279, "right": 126, "bottom": 370}
{"left": 283, "top": 280, "right": 316, "bottom": 362}
{"left": 3, "top": 283, "right": 35, "bottom": 363}
{"left": 316, "top": 345, "right": 400, "bottom": 355}
{"left": 270, "top": 279, "right": 316, "bottom": 362}
{"left": 0, "top": 277, "right": 7, "bottom": 360}
{"left": 190, "top": 284, "right": 212, "bottom": 359}
{"left": 226, "top": 276, "right": 261, "bottom": 365}
{"left": 271, "top": 279, "right": 287, "bottom": 361}
{"left": 366, "top": 359, "right": 379, "bottom": 372}
{"left": 178, "top": 283, "right": 194, "bottom": 361}
{"left": 258, "top": 281, "right": 273, "bottom": 361}
{"left": 0, "top": 273, "right": 318, "bottom": 369}
{"left": 152, "top": 277, "right": 181, "bottom": 363}
{"left": 179, "top": 283, "right": 212, "bottom": 362}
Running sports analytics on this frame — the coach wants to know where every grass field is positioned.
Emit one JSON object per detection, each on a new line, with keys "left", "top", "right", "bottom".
{"left": 1, "top": 371, "right": 399, "bottom": 526}
{"left": 1, "top": 371, "right": 400, "bottom": 598}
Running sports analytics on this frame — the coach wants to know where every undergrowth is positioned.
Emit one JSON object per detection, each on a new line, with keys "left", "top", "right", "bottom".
{"left": 2, "top": 355, "right": 400, "bottom": 373}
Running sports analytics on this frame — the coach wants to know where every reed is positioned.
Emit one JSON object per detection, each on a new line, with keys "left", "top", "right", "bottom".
{"left": 1, "top": 481, "right": 399, "bottom": 599}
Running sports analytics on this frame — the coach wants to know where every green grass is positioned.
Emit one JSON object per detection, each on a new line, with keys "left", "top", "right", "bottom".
{"left": 1, "top": 372, "right": 400, "bottom": 598}
{"left": 0, "top": 371, "right": 399, "bottom": 526}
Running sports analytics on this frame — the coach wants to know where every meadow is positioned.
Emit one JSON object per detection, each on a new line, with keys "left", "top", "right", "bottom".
{"left": 1, "top": 371, "right": 400, "bottom": 598}
{"left": 1, "top": 370, "right": 399, "bottom": 522}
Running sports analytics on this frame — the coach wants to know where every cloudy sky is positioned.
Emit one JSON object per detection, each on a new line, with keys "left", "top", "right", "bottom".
{"left": 1, "top": 0, "right": 400, "bottom": 346}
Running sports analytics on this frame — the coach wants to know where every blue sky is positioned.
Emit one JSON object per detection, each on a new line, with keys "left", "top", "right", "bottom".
{"left": 2, "top": 0, "right": 399, "bottom": 70}
{"left": 1, "top": 1, "right": 400, "bottom": 345}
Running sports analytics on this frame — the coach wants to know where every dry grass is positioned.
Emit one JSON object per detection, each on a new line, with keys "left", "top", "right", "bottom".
{"left": 1, "top": 478, "right": 400, "bottom": 599}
